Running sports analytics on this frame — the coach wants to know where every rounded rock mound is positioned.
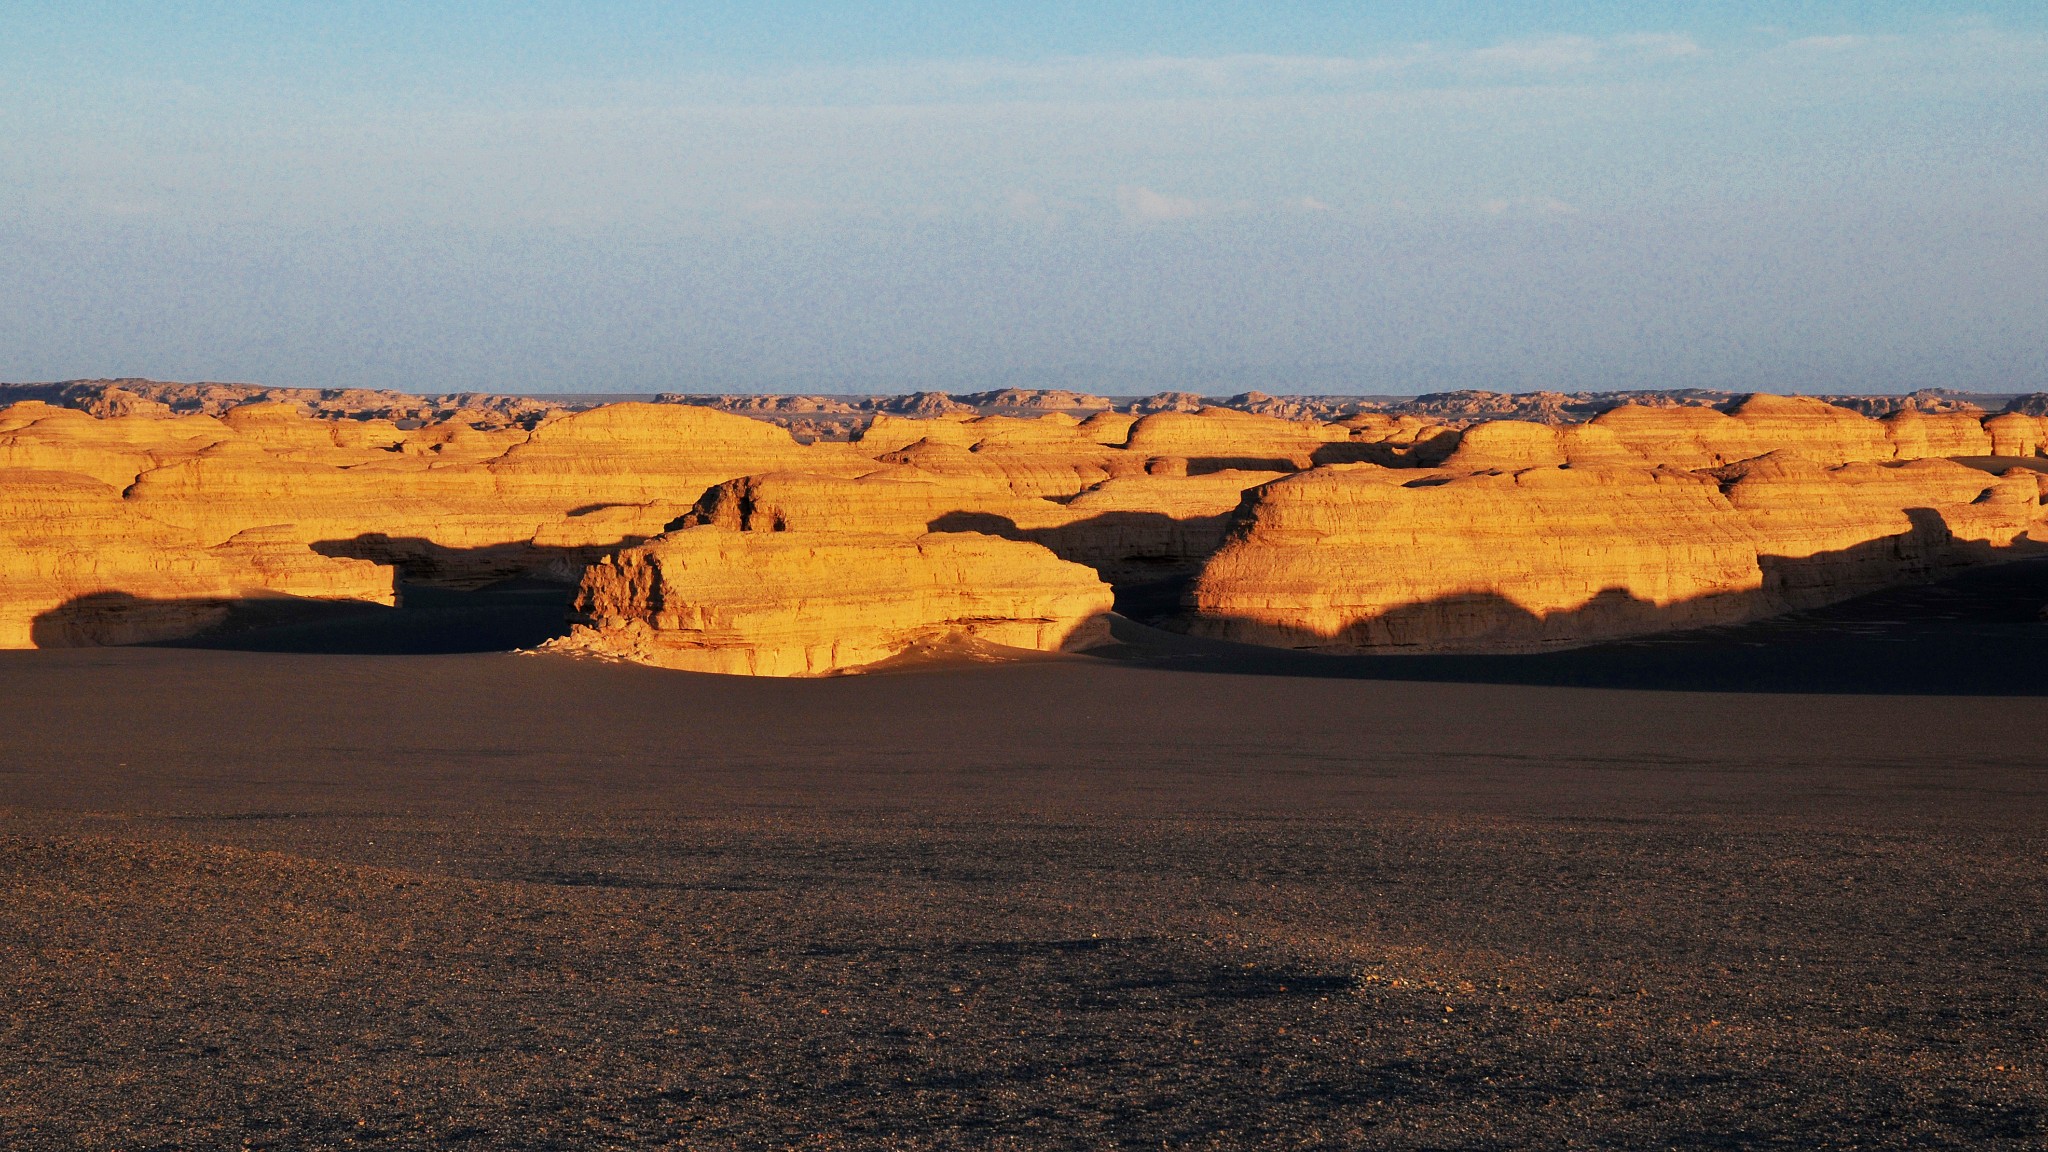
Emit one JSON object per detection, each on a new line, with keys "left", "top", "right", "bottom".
{"left": 555, "top": 529, "right": 1115, "bottom": 676}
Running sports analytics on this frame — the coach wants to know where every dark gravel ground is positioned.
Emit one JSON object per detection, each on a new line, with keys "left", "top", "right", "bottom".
{"left": 3, "top": 580, "right": 2047, "bottom": 1148}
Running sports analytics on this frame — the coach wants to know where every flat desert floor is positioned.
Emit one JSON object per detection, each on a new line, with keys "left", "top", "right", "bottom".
{"left": 4, "top": 564, "right": 2047, "bottom": 1149}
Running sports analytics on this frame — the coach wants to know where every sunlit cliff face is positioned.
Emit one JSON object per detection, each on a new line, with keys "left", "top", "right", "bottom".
{"left": 3, "top": 383, "right": 2045, "bottom": 672}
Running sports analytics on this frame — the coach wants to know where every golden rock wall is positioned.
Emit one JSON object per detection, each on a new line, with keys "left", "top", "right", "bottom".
{"left": 5, "top": 389, "right": 2045, "bottom": 660}
{"left": 559, "top": 530, "right": 1114, "bottom": 676}
{"left": 1189, "top": 457, "right": 2047, "bottom": 653}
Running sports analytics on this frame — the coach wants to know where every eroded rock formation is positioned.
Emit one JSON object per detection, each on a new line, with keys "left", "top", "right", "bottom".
{"left": 1121, "top": 409, "right": 1353, "bottom": 471}
{"left": 4, "top": 380, "right": 2046, "bottom": 665}
{"left": 557, "top": 530, "right": 1113, "bottom": 676}
{"left": 1189, "top": 457, "right": 2047, "bottom": 653}
{"left": 0, "top": 467, "right": 394, "bottom": 647}
{"left": 0, "top": 396, "right": 1279, "bottom": 652}
{"left": 675, "top": 465, "right": 1285, "bottom": 585}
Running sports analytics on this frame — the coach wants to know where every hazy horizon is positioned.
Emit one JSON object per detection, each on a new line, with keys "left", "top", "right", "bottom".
{"left": 12, "top": 377, "right": 2042, "bottom": 405}
{"left": 4, "top": 3, "right": 2045, "bottom": 396}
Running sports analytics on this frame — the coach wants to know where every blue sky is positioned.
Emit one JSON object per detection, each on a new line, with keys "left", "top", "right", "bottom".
{"left": 2, "top": 3, "right": 2044, "bottom": 394}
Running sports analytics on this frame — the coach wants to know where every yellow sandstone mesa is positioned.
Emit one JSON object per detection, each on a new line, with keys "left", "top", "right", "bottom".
{"left": 96, "top": 401, "right": 872, "bottom": 586}
{"left": 858, "top": 411, "right": 1153, "bottom": 499}
{"left": 1718, "top": 453, "right": 2044, "bottom": 605}
{"left": 1720, "top": 394, "right": 1893, "bottom": 467}
{"left": 0, "top": 468, "right": 394, "bottom": 647}
{"left": 676, "top": 465, "right": 1284, "bottom": 584}
{"left": 6, "top": 387, "right": 2048, "bottom": 659}
{"left": 1120, "top": 408, "right": 1353, "bottom": 471}
{"left": 1438, "top": 397, "right": 1982, "bottom": 474}
{"left": 1882, "top": 409, "right": 1993, "bottom": 459}
{"left": 1985, "top": 413, "right": 2048, "bottom": 458}
{"left": 1188, "top": 457, "right": 2048, "bottom": 653}
{"left": 0, "top": 402, "right": 232, "bottom": 488}
{"left": 558, "top": 529, "right": 1115, "bottom": 676}
{"left": 0, "top": 396, "right": 1271, "bottom": 649}
{"left": 1189, "top": 465, "right": 1766, "bottom": 652}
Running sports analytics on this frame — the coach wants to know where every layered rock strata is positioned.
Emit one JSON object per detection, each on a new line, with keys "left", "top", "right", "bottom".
{"left": 551, "top": 461, "right": 1277, "bottom": 673}
{"left": 0, "top": 468, "right": 394, "bottom": 647}
{"left": 115, "top": 402, "right": 873, "bottom": 585}
{"left": 0, "top": 400, "right": 865, "bottom": 642}
{"left": 1437, "top": 396, "right": 2005, "bottom": 473}
{"left": 0, "top": 398, "right": 1286, "bottom": 648}
{"left": 1189, "top": 458, "right": 2048, "bottom": 653}
{"left": 1120, "top": 409, "right": 1354, "bottom": 471}
{"left": 678, "top": 466, "right": 1287, "bottom": 585}
{"left": 8, "top": 383, "right": 2048, "bottom": 660}
{"left": 558, "top": 530, "right": 1113, "bottom": 676}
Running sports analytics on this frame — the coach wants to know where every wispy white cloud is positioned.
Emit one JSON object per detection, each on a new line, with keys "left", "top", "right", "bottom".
{"left": 1614, "top": 33, "right": 1708, "bottom": 60}
{"left": 6, "top": 21, "right": 2043, "bottom": 238}
{"left": 1117, "top": 185, "right": 1203, "bottom": 222}
{"left": 604, "top": 32, "right": 1714, "bottom": 109}
{"left": 1756, "top": 26, "right": 2047, "bottom": 90}
{"left": 1468, "top": 36, "right": 1606, "bottom": 72}
{"left": 1480, "top": 196, "right": 1580, "bottom": 218}
{"left": 1783, "top": 34, "right": 1882, "bottom": 53}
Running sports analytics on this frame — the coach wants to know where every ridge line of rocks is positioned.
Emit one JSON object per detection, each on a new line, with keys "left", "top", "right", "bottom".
{"left": 6, "top": 379, "right": 2038, "bottom": 428}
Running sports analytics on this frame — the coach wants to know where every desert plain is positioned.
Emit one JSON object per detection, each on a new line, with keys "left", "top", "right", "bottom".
{"left": 2, "top": 381, "right": 2045, "bottom": 1148}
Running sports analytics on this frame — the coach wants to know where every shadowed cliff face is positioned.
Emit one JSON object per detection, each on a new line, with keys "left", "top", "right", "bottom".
{"left": 27, "top": 592, "right": 239, "bottom": 649}
{"left": 926, "top": 510, "right": 1238, "bottom": 584}
{"left": 1100, "top": 553, "right": 2048, "bottom": 696}
{"left": 30, "top": 582, "right": 577, "bottom": 655}
{"left": 309, "top": 534, "right": 667, "bottom": 588}
{"left": 28, "top": 554, "right": 2048, "bottom": 694}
